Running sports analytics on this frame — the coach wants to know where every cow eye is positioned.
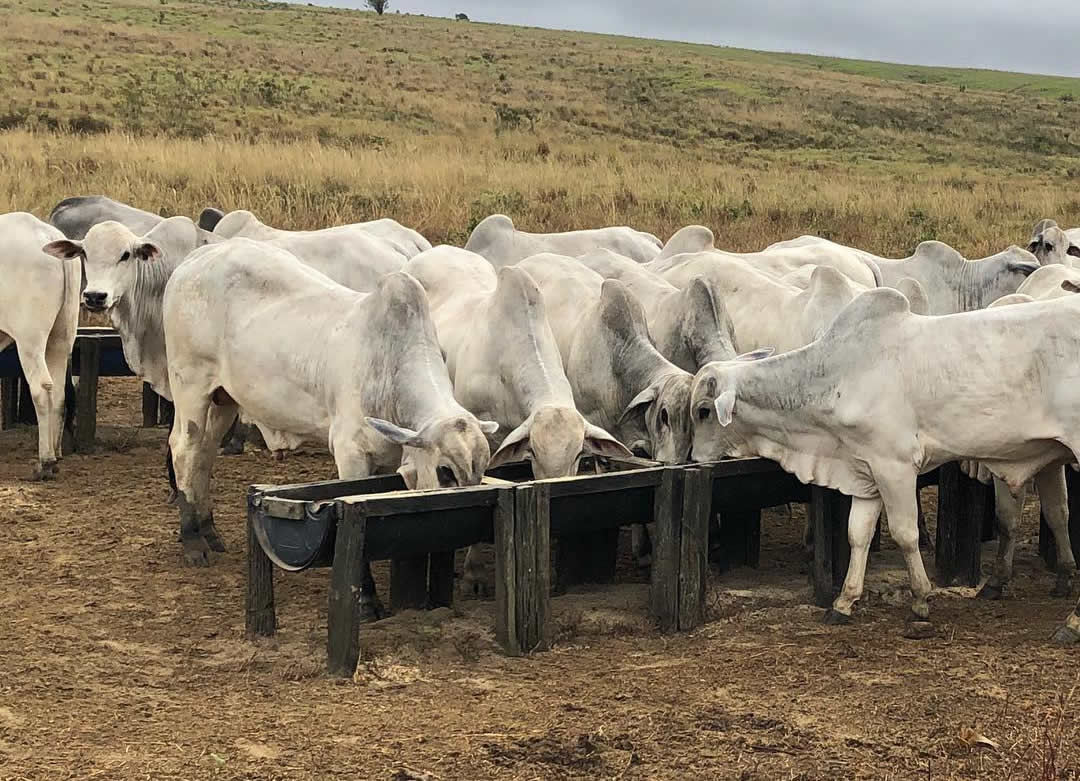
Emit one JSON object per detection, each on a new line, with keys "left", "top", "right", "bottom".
{"left": 436, "top": 465, "right": 458, "bottom": 487}
{"left": 698, "top": 406, "right": 711, "bottom": 422}
{"left": 660, "top": 407, "right": 669, "bottom": 427}
{"left": 119, "top": 251, "right": 130, "bottom": 262}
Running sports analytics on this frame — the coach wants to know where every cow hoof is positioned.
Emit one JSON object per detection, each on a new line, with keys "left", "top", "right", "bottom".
{"left": 822, "top": 609, "right": 851, "bottom": 625}
{"left": 1051, "top": 575, "right": 1072, "bottom": 599}
{"left": 358, "top": 597, "right": 385, "bottom": 624}
{"left": 200, "top": 523, "right": 227, "bottom": 554}
{"left": 1051, "top": 624, "right": 1080, "bottom": 646}
{"left": 182, "top": 541, "right": 212, "bottom": 568}
{"left": 462, "top": 577, "right": 489, "bottom": 599}
{"left": 903, "top": 620, "right": 936, "bottom": 640}
{"left": 272, "top": 450, "right": 285, "bottom": 462}
{"left": 977, "top": 582, "right": 1005, "bottom": 600}
{"left": 31, "top": 461, "right": 58, "bottom": 481}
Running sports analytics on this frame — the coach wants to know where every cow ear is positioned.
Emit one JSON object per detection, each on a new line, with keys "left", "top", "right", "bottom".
{"left": 477, "top": 419, "right": 499, "bottom": 436}
{"left": 42, "top": 239, "right": 85, "bottom": 260}
{"left": 489, "top": 420, "right": 531, "bottom": 469}
{"left": 1068, "top": 245, "right": 1080, "bottom": 259}
{"left": 198, "top": 207, "right": 224, "bottom": 232}
{"left": 736, "top": 348, "right": 773, "bottom": 362}
{"left": 617, "top": 385, "right": 657, "bottom": 425}
{"left": 583, "top": 423, "right": 633, "bottom": 460}
{"left": 134, "top": 241, "right": 163, "bottom": 262}
{"left": 366, "top": 416, "right": 422, "bottom": 446}
{"left": 1061, "top": 280, "right": 1080, "bottom": 294}
{"left": 1007, "top": 259, "right": 1040, "bottom": 277}
{"left": 714, "top": 390, "right": 736, "bottom": 427}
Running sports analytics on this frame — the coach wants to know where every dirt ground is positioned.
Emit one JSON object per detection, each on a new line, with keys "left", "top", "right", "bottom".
{"left": 1, "top": 378, "right": 1078, "bottom": 780}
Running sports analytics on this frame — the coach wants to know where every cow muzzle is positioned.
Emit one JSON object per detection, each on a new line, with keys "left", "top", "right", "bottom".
{"left": 83, "top": 290, "right": 108, "bottom": 312}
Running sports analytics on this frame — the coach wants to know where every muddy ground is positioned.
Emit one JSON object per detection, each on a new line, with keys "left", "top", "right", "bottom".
{"left": 0, "top": 378, "right": 1077, "bottom": 780}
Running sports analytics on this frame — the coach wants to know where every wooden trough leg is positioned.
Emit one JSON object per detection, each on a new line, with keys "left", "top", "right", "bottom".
{"left": 650, "top": 468, "right": 683, "bottom": 633}
{"left": 428, "top": 551, "right": 455, "bottom": 609}
{"left": 935, "top": 462, "right": 987, "bottom": 587}
{"left": 245, "top": 493, "right": 276, "bottom": 638}
{"left": 390, "top": 555, "right": 430, "bottom": 612}
{"left": 1, "top": 376, "right": 17, "bottom": 430}
{"left": 74, "top": 339, "right": 100, "bottom": 453}
{"left": 810, "top": 487, "right": 852, "bottom": 608}
{"left": 495, "top": 484, "right": 550, "bottom": 656}
{"left": 678, "top": 467, "right": 711, "bottom": 632}
{"left": 16, "top": 375, "right": 35, "bottom": 424}
{"left": 327, "top": 505, "right": 367, "bottom": 677}
{"left": 141, "top": 382, "right": 159, "bottom": 428}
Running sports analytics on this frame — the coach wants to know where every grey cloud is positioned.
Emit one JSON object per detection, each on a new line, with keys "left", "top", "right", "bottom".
{"left": 301, "top": 0, "right": 1080, "bottom": 77}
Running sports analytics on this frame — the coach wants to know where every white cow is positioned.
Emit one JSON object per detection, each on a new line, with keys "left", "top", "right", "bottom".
{"left": 212, "top": 209, "right": 432, "bottom": 258}
{"left": 690, "top": 288, "right": 1080, "bottom": 642}
{"left": 656, "top": 225, "right": 715, "bottom": 259}
{"left": 1028, "top": 219, "right": 1080, "bottom": 267}
{"left": 763, "top": 236, "right": 1040, "bottom": 314}
{"left": 48, "top": 195, "right": 219, "bottom": 242}
{"left": 780, "top": 266, "right": 931, "bottom": 315}
{"left": 163, "top": 241, "right": 496, "bottom": 613}
{"left": 576, "top": 248, "right": 738, "bottom": 370}
{"left": 657, "top": 252, "right": 858, "bottom": 354}
{"left": 466, "top": 214, "right": 662, "bottom": 267}
{"left": 404, "top": 246, "right": 631, "bottom": 477}
{"left": 515, "top": 254, "right": 694, "bottom": 464}
{"left": 4, "top": 213, "right": 81, "bottom": 479}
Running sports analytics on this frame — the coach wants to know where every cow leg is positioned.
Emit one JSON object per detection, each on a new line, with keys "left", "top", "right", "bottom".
{"left": 332, "top": 443, "right": 384, "bottom": 621}
{"left": 824, "top": 496, "right": 883, "bottom": 623}
{"left": 18, "top": 343, "right": 58, "bottom": 480}
{"left": 978, "top": 479, "right": 1024, "bottom": 600}
{"left": 1036, "top": 466, "right": 1075, "bottom": 598}
{"left": 169, "top": 392, "right": 218, "bottom": 567}
{"left": 631, "top": 523, "right": 653, "bottom": 567}
{"left": 197, "top": 402, "right": 238, "bottom": 553}
{"left": 220, "top": 414, "right": 246, "bottom": 456}
{"left": 44, "top": 338, "right": 69, "bottom": 464}
{"left": 879, "top": 471, "right": 935, "bottom": 636}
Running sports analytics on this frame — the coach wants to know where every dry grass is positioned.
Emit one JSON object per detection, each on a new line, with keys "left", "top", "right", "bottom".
{"left": 2, "top": 0, "right": 1080, "bottom": 255}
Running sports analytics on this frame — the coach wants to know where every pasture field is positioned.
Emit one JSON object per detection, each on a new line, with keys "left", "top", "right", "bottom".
{"left": 2, "top": 1, "right": 1080, "bottom": 778}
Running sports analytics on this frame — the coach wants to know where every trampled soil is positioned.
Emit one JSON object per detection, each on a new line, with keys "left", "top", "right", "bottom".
{"left": 0, "top": 378, "right": 1077, "bottom": 780}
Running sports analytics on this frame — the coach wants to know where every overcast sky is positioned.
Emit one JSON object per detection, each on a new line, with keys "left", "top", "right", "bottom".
{"left": 299, "top": 0, "right": 1080, "bottom": 78}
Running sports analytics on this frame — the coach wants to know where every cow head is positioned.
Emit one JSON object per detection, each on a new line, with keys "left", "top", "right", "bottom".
{"left": 617, "top": 372, "right": 693, "bottom": 464}
{"left": 1028, "top": 221, "right": 1080, "bottom": 266}
{"left": 366, "top": 415, "right": 498, "bottom": 490}
{"left": 43, "top": 220, "right": 162, "bottom": 313}
{"left": 689, "top": 349, "right": 773, "bottom": 463}
{"left": 489, "top": 406, "right": 631, "bottom": 479}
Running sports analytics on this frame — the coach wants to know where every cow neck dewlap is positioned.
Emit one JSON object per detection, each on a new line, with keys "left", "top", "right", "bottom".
{"left": 111, "top": 255, "right": 178, "bottom": 390}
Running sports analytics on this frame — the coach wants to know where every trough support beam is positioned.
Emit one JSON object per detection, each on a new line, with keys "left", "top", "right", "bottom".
{"left": 935, "top": 462, "right": 987, "bottom": 587}
{"left": 1, "top": 376, "right": 17, "bottom": 430}
{"left": 810, "top": 487, "right": 852, "bottom": 609}
{"left": 245, "top": 491, "right": 276, "bottom": 638}
{"left": 390, "top": 555, "right": 430, "bottom": 612}
{"left": 428, "top": 551, "right": 455, "bottom": 609}
{"left": 650, "top": 468, "right": 682, "bottom": 633}
{"left": 141, "top": 382, "right": 159, "bottom": 428}
{"left": 495, "top": 484, "right": 550, "bottom": 656}
{"left": 74, "top": 338, "right": 100, "bottom": 453}
{"left": 327, "top": 504, "right": 368, "bottom": 677}
{"left": 678, "top": 467, "right": 711, "bottom": 632}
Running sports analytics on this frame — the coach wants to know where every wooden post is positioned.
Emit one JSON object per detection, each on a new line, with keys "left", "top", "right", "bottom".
{"left": 495, "top": 484, "right": 550, "bottom": 655}
{"left": 713, "top": 508, "right": 761, "bottom": 571}
{"left": 141, "top": 382, "right": 159, "bottom": 428}
{"left": 810, "top": 487, "right": 852, "bottom": 608}
{"left": 678, "top": 467, "right": 711, "bottom": 632}
{"left": 327, "top": 504, "right": 367, "bottom": 677}
{"left": 245, "top": 493, "right": 276, "bottom": 638}
{"left": 428, "top": 551, "right": 455, "bottom": 609}
{"left": 16, "top": 375, "right": 35, "bottom": 424}
{"left": 555, "top": 528, "right": 619, "bottom": 590}
{"left": 935, "top": 462, "right": 986, "bottom": 587}
{"left": 1, "top": 376, "right": 17, "bottom": 430}
{"left": 390, "top": 555, "right": 430, "bottom": 612}
{"left": 74, "top": 338, "right": 100, "bottom": 453}
{"left": 649, "top": 468, "right": 682, "bottom": 633}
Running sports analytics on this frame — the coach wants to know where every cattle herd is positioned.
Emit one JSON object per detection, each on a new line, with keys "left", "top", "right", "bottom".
{"left": 4, "top": 194, "right": 1080, "bottom": 646}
